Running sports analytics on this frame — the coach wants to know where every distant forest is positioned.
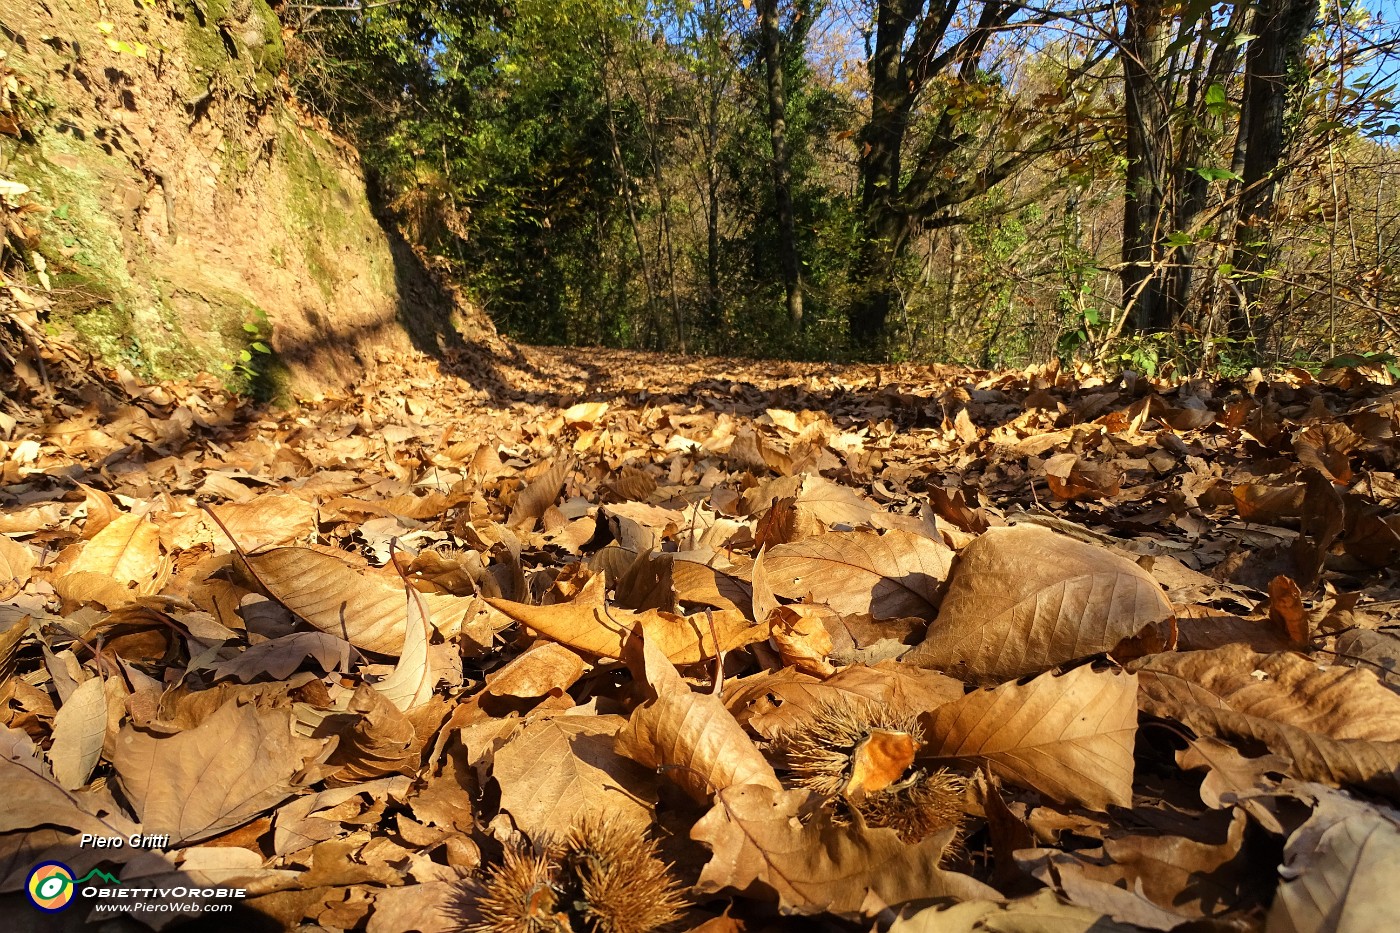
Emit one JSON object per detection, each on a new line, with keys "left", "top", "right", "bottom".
{"left": 284, "top": 0, "right": 1400, "bottom": 373}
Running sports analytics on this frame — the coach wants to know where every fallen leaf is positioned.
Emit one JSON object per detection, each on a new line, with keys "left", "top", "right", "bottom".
{"left": 906, "top": 525, "right": 1174, "bottom": 683}
{"left": 495, "top": 714, "right": 656, "bottom": 838}
{"left": 919, "top": 665, "right": 1138, "bottom": 810}
{"left": 1133, "top": 644, "right": 1400, "bottom": 796}
{"left": 691, "top": 783, "right": 996, "bottom": 915}
{"left": 112, "top": 699, "right": 325, "bottom": 843}
{"left": 616, "top": 635, "right": 781, "bottom": 802}
{"left": 890, "top": 889, "right": 1142, "bottom": 932}
{"left": 763, "top": 529, "right": 953, "bottom": 619}
{"left": 241, "top": 546, "right": 475, "bottom": 656}
{"left": 488, "top": 575, "right": 764, "bottom": 664}
{"left": 47, "top": 675, "right": 108, "bottom": 790}
{"left": 1268, "top": 785, "right": 1400, "bottom": 933}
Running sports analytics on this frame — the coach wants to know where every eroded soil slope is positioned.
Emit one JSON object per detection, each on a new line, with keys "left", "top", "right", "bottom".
{"left": 2, "top": 0, "right": 497, "bottom": 399}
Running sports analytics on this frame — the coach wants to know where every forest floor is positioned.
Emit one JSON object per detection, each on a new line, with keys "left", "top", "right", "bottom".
{"left": 3, "top": 330, "right": 1400, "bottom": 932}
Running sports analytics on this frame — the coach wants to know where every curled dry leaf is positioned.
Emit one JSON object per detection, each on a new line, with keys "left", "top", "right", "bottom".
{"left": 691, "top": 783, "right": 997, "bottom": 915}
{"left": 111, "top": 699, "right": 325, "bottom": 843}
{"left": 1, "top": 724, "right": 140, "bottom": 838}
{"left": 919, "top": 665, "right": 1138, "bottom": 811}
{"left": 763, "top": 529, "right": 953, "bottom": 619}
{"left": 0, "top": 535, "right": 36, "bottom": 599}
{"left": 615, "top": 635, "right": 781, "bottom": 802}
{"left": 727, "top": 661, "right": 964, "bottom": 739}
{"left": 372, "top": 577, "right": 436, "bottom": 712}
{"left": 494, "top": 714, "right": 657, "bottom": 839}
{"left": 486, "top": 592, "right": 764, "bottom": 664}
{"left": 508, "top": 457, "right": 573, "bottom": 531}
{"left": 906, "top": 524, "right": 1174, "bottom": 683}
{"left": 1268, "top": 786, "right": 1400, "bottom": 933}
{"left": 323, "top": 683, "right": 420, "bottom": 785}
{"left": 1133, "top": 645, "right": 1400, "bottom": 798}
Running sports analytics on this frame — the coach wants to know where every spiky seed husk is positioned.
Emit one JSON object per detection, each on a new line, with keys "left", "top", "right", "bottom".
{"left": 855, "top": 768, "right": 967, "bottom": 844}
{"left": 565, "top": 818, "right": 685, "bottom": 933}
{"left": 780, "top": 697, "right": 923, "bottom": 798}
{"left": 466, "top": 820, "right": 683, "bottom": 933}
{"left": 469, "top": 845, "right": 570, "bottom": 933}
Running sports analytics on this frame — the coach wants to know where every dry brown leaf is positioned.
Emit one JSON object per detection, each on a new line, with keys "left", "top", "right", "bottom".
{"left": 112, "top": 699, "right": 325, "bottom": 843}
{"left": 1177, "top": 736, "right": 1292, "bottom": 810}
{"left": 241, "top": 546, "right": 474, "bottom": 656}
{"left": 1268, "top": 785, "right": 1400, "bottom": 933}
{"left": 485, "top": 641, "right": 587, "bottom": 698}
{"left": 764, "top": 529, "right": 953, "bottom": 619}
{"left": 615, "top": 635, "right": 781, "bottom": 802}
{"left": 487, "top": 576, "right": 764, "bottom": 665}
{"left": 1, "top": 724, "right": 139, "bottom": 838}
{"left": 727, "top": 661, "right": 964, "bottom": 738}
{"left": 372, "top": 578, "right": 436, "bottom": 712}
{"left": 323, "top": 683, "right": 421, "bottom": 784}
{"left": 889, "top": 889, "right": 1142, "bottom": 932}
{"left": 207, "top": 631, "right": 352, "bottom": 682}
{"left": 1133, "top": 645, "right": 1400, "bottom": 798}
{"left": 508, "top": 457, "right": 573, "bottom": 531}
{"left": 1017, "top": 845, "right": 1198, "bottom": 930}
{"left": 494, "top": 714, "right": 656, "bottom": 838}
{"left": 69, "top": 512, "right": 162, "bottom": 587}
{"left": 0, "top": 535, "right": 36, "bottom": 600}
{"left": 919, "top": 665, "right": 1138, "bottom": 810}
{"left": 1268, "top": 574, "right": 1311, "bottom": 646}
{"left": 47, "top": 674, "right": 109, "bottom": 790}
{"left": 1043, "top": 453, "right": 1122, "bottom": 501}
{"left": 906, "top": 524, "right": 1174, "bottom": 683}
{"left": 691, "top": 783, "right": 997, "bottom": 915}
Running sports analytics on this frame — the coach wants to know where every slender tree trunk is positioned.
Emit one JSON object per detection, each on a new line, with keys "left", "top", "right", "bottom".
{"left": 1167, "top": 6, "right": 1248, "bottom": 321}
{"left": 1121, "top": 0, "right": 1173, "bottom": 332}
{"left": 1230, "top": 0, "right": 1318, "bottom": 343}
{"left": 757, "top": 0, "right": 803, "bottom": 328}
{"left": 849, "top": 0, "right": 918, "bottom": 354}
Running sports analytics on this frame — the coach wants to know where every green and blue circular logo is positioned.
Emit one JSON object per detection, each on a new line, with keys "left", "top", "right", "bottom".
{"left": 26, "top": 861, "right": 76, "bottom": 912}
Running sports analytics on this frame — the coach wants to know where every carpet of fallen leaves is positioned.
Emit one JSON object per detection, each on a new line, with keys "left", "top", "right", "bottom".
{"left": 3, "top": 336, "right": 1400, "bottom": 933}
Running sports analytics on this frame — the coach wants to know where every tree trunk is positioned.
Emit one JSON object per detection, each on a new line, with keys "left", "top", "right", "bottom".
{"left": 848, "top": 0, "right": 919, "bottom": 354}
{"left": 1167, "top": 5, "right": 1249, "bottom": 321}
{"left": 757, "top": 0, "right": 803, "bottom": 328}
{"left": 1121, "top": 0, "right": 1173, "bottom": 332}
{"left": 1230, "top": 0, "right": 1318, "bottom": 343}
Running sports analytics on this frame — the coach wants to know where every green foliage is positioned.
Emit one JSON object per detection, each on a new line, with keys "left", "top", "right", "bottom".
{"left": 277, "top": 0, "right": 1400, "bottom": 370}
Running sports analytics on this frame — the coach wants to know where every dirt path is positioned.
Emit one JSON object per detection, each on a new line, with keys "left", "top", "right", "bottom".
{"left": 3, "top": 336, "right": 1400, "bottom": 930}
